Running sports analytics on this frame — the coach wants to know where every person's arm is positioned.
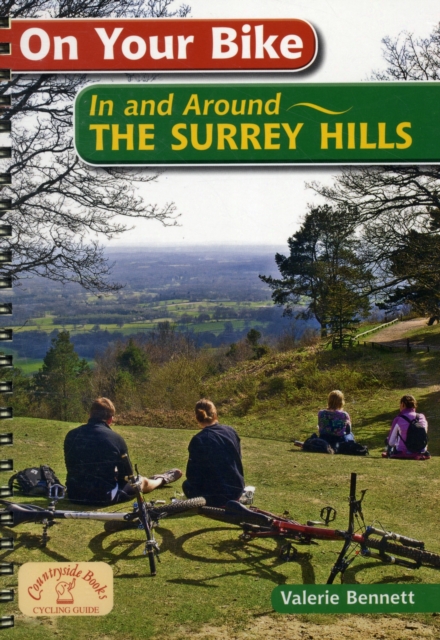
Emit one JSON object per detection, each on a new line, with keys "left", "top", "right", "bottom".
{"left": 385, "top": 416, "right": 399, "bottom": 444}
{"left": 317, "top": 410, "right": 325, "bottom": 433}
{"left": 236, "top": 433, "right": 242, "bottom": 458}
{"left": 185, "top": 436, "right": 208, "bottom": 486}
{"left": 388, "top": 423, "right": 400, "bottom": 447}
{"left": 114, "top": 433, "right": 130, "bottom": 480}
{"left": 344, "top": 412, "right": 352, "bottom": 434}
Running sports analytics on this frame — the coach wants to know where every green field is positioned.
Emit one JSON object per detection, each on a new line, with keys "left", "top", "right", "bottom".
{"left": 14, "top": 298, "right": 274, "bottom": 336}
{"left": 1, "top": 414, "right": 440, "bottom": 639}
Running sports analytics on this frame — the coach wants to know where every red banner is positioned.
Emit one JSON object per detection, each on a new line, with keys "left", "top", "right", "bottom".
{"left": 4, "top": 19, "right": 317, "bottom": 73}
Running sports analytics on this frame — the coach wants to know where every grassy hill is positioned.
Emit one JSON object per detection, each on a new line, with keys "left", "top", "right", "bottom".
{"left": 1, "top": 414, "right": 440, "bottom": 639}
{"left": 3, "top": 325, "right": 440, "bottom": 639}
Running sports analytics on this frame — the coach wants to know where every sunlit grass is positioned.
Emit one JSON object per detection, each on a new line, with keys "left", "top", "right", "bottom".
{"left": 2, "top": 417, "right": 440, "bottom": 639}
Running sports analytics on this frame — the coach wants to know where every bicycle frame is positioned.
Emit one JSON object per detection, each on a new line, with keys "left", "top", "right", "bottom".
{"left": 200, "top": 473, "right": 436, "bottom": 583}
{"left": 2, "top": 472, "right": 437, "bottom": 583}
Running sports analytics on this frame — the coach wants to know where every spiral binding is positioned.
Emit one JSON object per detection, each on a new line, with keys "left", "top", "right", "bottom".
{"left": 0, "top": 16, "right": 13, "bottom": 626}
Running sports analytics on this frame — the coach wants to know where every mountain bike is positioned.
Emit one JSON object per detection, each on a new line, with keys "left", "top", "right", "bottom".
{"left": 198, "top": 473, "right": 440, "bottom": 583}
{"left": 0, "top": 454, "right": 205, "bottom": 577}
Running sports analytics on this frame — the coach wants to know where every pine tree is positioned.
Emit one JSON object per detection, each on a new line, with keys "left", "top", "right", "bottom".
{"left": 34, "top": 331, "right": 91, "bottom": 421}
{"left": 261, "top": 205, "right": 372, "bottom": 339}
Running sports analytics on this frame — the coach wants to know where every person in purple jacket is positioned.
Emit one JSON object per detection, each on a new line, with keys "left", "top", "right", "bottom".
{"left": 386, "top": 394, "right": 428, "bottom": 455}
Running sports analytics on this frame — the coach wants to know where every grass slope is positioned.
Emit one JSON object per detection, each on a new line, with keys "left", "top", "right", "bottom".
{"left": 205, "top": 345, "right": 440, "bottom": 457}
{"left": 1, "top": 417, "right": 440, "bottom": 639}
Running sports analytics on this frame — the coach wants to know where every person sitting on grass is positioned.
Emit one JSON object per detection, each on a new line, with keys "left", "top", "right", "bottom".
{"left": 385, "top": 394, "right": 429, "bottom": 457}
{"left": 64, "top": 397, "right": 182, "bottom": 505}
{"left": 182, "top": 399, "right": 245, "bottom": 507}
{"left": 318, "top": 390, "right": 355, "bottom": 449}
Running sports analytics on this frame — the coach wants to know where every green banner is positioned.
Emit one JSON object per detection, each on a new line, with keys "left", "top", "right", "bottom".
{"left": 272, "top": 584, "right": 440, "bottom": 614}
{"left": 74, "top": 83, "right": 440, "bottom": 165}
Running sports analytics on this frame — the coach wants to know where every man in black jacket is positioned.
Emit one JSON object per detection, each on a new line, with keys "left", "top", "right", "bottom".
{"left": 183, "top": 399, "right": 245, "bottom": 507}
{"left": 64, "top": 397, "right": 181, "bottom": 505}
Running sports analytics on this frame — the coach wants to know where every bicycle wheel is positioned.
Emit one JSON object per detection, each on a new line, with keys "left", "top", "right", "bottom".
{"left": 150, "top": 497, "right": 206, "bottom": 518}
{"left": 367, "top": 536, "right": 440, "bottom": 567}
{"left": 198, "top": 505, "right": 273, "bottom": 528}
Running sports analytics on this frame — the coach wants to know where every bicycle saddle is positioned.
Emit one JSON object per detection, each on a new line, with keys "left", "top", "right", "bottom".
{"left": 0, "top": 500, "right": 54, "bottom": 526}
{"left": 224, "top": 501, "right": 273, "bottom": 526}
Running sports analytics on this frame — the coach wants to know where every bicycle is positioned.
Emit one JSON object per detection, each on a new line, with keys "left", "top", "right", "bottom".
{"left": 0, "top": 453, "right": 205, "bottom": 577}
{"left": 198, "top": 473, "right": 440, "bottom": 583}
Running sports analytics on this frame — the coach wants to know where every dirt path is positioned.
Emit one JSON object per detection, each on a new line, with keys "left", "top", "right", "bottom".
{"left": 172, "top": 615, "right": 440, "bottom": 639}
{"left": 368, "top": 318, "right": 427, "bottom": 344}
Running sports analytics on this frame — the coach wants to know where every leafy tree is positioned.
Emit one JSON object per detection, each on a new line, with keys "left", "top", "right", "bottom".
{"left": 378, "top": 230, "right": 440, "bottom": 320}
{"left": 260, "top": 205, "right": 372, "bottom": 338}
{"left": 4, "top": 367, "right": 36, "bottom": 417}
{"left": 116, "top": 338, "right": 149, "bottom": 380}
{"left": 246, "top": 328, "right": 269, "bottom": 359}
{"left": 310, "top": 23, "right": 440, "bottom": 321}
{"left": 246, "top": 328, "right": 261, "bottom": 346}
{"left": 326, "top": 281, "right": 364, "bottom": 346}
{"left": 34, "top": 330, "right": 91, "bottom": 421}
{"left": 0, "top": 0, "right": 190, "bottom": 292}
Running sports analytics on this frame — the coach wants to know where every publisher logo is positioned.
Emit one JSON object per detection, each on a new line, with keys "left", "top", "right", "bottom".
{"left": 18, "top": 562, "right": 113, "bottom": 616}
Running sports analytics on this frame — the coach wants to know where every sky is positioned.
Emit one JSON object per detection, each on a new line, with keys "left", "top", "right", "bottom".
{"left": 105, "top": 0, "right": 440, "bottom": 248}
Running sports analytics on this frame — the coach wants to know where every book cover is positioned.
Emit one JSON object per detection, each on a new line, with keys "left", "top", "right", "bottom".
{"left": 0, "top": 0, "right": 439, "bottom": 638}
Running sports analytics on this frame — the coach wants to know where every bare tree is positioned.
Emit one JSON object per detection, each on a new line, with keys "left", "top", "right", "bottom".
{"left": 0, "top": 0, "right": 190, "bottom": 291}
{"left": 372, "top": 26, "right": 440, "bottom": 81}
{"left": 309, "top": 23, "right": 440, "bottom": 314}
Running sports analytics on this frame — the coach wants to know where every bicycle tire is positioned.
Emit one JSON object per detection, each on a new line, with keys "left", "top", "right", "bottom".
{"left": 150, "top": 497, "right": 206, "bottom": 517}
{"left": 367, "top": 536, "right": 440, "bottom": 567}
{"left": 198, "top": 506, "right": 273, "bottom": 528}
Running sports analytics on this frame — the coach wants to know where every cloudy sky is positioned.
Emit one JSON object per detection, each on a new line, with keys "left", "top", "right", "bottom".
{"left": 106, "top": 0, "right": 440, "bottom": 247}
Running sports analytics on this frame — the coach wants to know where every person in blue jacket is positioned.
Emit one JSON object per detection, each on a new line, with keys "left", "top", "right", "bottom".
{"left": 183, "top": 398, "right": 245, "bottom": 507}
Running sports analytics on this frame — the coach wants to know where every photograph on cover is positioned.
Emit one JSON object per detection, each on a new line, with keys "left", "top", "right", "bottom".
{"left": 0, "top": 0, "right": 439, "bottom": 638}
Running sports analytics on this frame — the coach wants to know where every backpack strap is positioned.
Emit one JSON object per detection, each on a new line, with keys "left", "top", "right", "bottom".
{"left": 40, "top": 465, "right": 54, "bottom": 488}
{"left": 7, "top": 473, "right": 17, "bottom": 491}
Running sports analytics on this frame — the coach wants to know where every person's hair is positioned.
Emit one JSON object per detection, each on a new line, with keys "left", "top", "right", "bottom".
{"left": 195, "top": 398, "right": 218, "bottom": 424}
{"left": 400, "top": 394, "right": 417, "bottom": 409}
{"left": 327, "top": 390, "right": 345, "bottom": 411}
{"left": 90, "top": 397, "right": 115, "bottom": 422}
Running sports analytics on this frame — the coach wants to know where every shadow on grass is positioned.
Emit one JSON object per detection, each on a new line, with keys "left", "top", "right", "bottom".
{"left": 343, "top": 560, "right": 425, "bottom": 585}
{"left": 88, "top": 528, "right": 149, "bottom": 566}
{"left": 0, "top": 530, "right": 72, "bottom": 563}
{"left": 419, "top": 386, "right": 440, "bottom": 456}
{"left": 167, "top": 526, "right": 318, "bottom": 585}
{"left": 88, "top": 522, "right": 319, "bottom": 585}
